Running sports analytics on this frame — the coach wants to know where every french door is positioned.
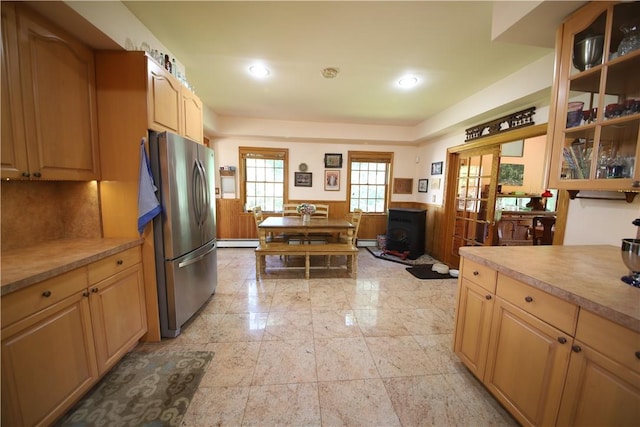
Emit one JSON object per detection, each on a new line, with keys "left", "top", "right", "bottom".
{"left": 439, "top": 123, "right": 552, "bottom": 268}
{"left": 446, "top": 146, "right": 500, "bottom": 267}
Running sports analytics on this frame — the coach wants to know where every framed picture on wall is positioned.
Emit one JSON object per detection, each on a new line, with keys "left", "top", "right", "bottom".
{"left": 430, "top": 178, "right": 441, "bottom": 190}
{"left": 294, "top": 172, "right": 312, "bottom": 187}
{"left": 431, "top": 161, "right": 443, "bottom": 175}
{"left": 325, "top": 170, "right": 340, "bottom": 190}
{"left": 501, "top": 140, "right": 524, "bottom": 157}
{"left": 324, "top": 153, "right": 343, "bottom": 168}
{"left": 418, "top": 179, "right": 428, "bottom": 193}
{"left": 393, "top": 178, "right": 413, "bottom": 194}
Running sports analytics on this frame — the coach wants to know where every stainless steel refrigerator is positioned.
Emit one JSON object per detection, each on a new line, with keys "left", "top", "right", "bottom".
{"left": 149, "top": 131, "right": 217, "bottom": 338}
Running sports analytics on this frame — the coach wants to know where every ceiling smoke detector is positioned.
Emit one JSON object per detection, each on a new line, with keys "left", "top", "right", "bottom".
{"left": 321, "top": 67, "right": 339, "bottom": 79}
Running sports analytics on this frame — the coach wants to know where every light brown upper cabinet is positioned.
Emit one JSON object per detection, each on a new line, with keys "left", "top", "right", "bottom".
{"left": 181, "top": 87, "right": 204, "bottom": 144}
{"left": 548, "top": 2, "right": 640, "bottom": 196}
{"left": 147, "top": 57, "right": 204, "bottom": 143}
{"left": 1, "top": 2, "right": 100, "bottom": 181}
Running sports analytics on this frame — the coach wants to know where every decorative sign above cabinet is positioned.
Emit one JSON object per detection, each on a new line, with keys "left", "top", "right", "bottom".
{"left": 465, "top": 107, "right": 536, "bottom": 142}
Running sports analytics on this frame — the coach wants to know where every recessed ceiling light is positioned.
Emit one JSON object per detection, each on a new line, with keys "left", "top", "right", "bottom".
{"left": 397, "top": 75, "right": 419, "bottom": 89}
{"left": 248, "top": 64, "right": 270, "bottom": 78}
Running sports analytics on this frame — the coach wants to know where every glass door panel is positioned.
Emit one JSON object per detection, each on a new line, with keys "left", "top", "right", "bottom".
{"left": 450, "top": 147, "right": 499, "bottom": 261}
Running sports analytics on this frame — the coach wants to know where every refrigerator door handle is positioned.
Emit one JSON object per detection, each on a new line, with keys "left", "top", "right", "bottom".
{"left": 192, "top": 160, "right": 203, "bottom": 225}
{"left": 198, "top": 160, "right": 210, "bottom": 225}
{"left": 178, "top": 244, "right": 216, "bottom": 268}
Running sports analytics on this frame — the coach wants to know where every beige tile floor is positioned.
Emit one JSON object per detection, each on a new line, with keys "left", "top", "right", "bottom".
{"left": 143, "top": 248, "right": 518, "bottom": 426}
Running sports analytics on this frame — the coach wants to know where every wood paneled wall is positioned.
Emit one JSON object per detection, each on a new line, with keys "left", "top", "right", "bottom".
{"left": 216, "top": 198, "right": 446, "bottom": 260}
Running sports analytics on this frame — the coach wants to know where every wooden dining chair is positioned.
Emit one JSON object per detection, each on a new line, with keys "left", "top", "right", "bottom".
{"left": 327, "top": 208, "right": 362, "bottom": 265}
{"left": 306, "top": 204, "right": 331, "bottom": 243}
{"left": 282, "top": 203, "right": 299, "bottom": 216}
{"left": 311, "top": 204, "right": 329, "bottom": 218}
{"left": 279, "top": 203, "right": 306, "bottom": 245}
{"left": 254, "top": 206, "right": 286, "bottom": 243}
{"left": 532, "top": 216, "right": 555, "bottom": 245}
{"left": 253, "top": 206, "right": 264, "bottom": 229}
{"left": 334, "top": 208, "right": 362, "bottom": 245}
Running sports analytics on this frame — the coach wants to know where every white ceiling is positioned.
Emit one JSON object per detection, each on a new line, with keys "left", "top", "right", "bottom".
{"left": 118, "top": 1, "right": 585, "bottom": 128}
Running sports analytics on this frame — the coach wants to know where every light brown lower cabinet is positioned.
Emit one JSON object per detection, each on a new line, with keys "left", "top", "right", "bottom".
{"left": 87, "top": 248, "right": 147, "bottom": 374}
{"left": 454, "top": 256, "right": 640, "bottom": 427}
{"left": 483, "top": 297, "right": 572, "bottom": 427}
{"left": 557, "top": 340, "right": 640, "bottom": 426}
{"left": 1, "top": 246, "right": 147, "bottom": 426}
{"left": 1, "top": 281, "right": 98, "bottom": 427}
{"left": 556, "top": 309, "right": 640, "bottom": 426}
{"left": 453, "top": 277, "right": 495, "bottom": 380}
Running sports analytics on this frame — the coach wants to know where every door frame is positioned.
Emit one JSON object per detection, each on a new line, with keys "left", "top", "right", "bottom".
{"left": 441, "top": 123, "right": 569, "bottom": 267}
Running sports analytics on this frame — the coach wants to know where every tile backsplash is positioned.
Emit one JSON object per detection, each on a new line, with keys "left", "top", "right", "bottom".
{"left": 1, "top": 181, "right": 102, "bottom": 251}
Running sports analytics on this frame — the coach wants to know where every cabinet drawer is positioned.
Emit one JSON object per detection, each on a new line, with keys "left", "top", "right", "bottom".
{"left": 461, "top": 258, "right": 497, "bottom": 293}
{"left": 88, "top": 247, "right": 141, "bottom": 284}
{"left": 496, "top": 273, "right": 578, "bottom": 335}
{"left": 1, "top": 267, "right": 88, "bottom": 327}
{"left": 576, "top": 309, "right": 640, "bottom": 375}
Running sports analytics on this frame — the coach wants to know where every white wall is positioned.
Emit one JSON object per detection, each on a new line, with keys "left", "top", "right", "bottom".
{"left": 416, "top": 133, "right": 462, "bottom": 206}
{"left": 213, "top": 137, "right": 419, "bottom": 206}
{"left": 564, "top": 196, "right": 640, "bottom": 246}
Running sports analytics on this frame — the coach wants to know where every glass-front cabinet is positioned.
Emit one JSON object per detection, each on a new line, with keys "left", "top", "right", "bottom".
{"left": 548, "top": 2, "right": 640, "bottom": 195}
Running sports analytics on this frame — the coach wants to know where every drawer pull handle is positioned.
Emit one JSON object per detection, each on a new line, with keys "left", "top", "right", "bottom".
{"left": 636, "top": 351, "right": 640, "bottom": 360}
{"left": 116, "top": 259, "right": 124, "bottom": 265}
{"left": 83, "top": 291, "right": 90, "bottom": 297}
{"left": 473, "top": 271, "right": 479, "bottom": 276}
{"left": 22, "top": 171, "right": 30, "bottom": 177}
{"left": 42, "top": 290, "right": 52, "bottom": 298}
{"left": 485, "top": 295, "right": 492, "bottom": 300}
{"left": 33, "top": 172, "right": 42, "bottom": 178}
{"left": 572, "top": 345, "right": 582, "bottom": 353}
{"left": 557, "top": 337, "right": 567, "bottom": 344}
{"left": 91, "top": 287, "right": 99, "bottom": 293}
{"left": 524, "top": 296, "right": 534, "bottom": 303}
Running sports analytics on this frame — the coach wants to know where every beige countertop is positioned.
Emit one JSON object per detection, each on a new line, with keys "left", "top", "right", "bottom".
{"left": 459, "top": 245, "right": 640, "bottom": 332}
{"left": 1, "top": 238, "right": 144, "bottom": 296}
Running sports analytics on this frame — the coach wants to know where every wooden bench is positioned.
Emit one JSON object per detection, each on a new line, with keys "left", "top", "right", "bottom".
{"left": 255, "top": 243, "right": 358, "bottom": 279}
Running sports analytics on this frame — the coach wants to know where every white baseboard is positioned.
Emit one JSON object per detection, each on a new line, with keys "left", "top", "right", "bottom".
{"left": 217, "top": 240, "right": 258, "bottom": 248}
{"left": 217, "top": 239, "right": 376, "bottom": 248}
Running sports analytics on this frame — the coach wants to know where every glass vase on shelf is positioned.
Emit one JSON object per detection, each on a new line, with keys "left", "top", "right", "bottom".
{"left": 618, "top": 24, "right": 640, "bottom": 56}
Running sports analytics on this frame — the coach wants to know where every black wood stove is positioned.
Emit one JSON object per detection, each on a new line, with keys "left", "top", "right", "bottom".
{"left": 385, "top": 208, "right": 426, "bottom": 260}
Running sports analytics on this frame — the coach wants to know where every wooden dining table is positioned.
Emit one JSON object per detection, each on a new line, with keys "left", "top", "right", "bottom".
{"left": 255, "top": 216, "right": 357, "bottom": 278}
{"left": 257, "top": 216, "right": 355, "bottom": 245}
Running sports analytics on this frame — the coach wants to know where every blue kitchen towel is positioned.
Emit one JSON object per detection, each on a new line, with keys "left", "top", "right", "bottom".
{"left": 137, "top": 138, "right": 161, "bottom": 234}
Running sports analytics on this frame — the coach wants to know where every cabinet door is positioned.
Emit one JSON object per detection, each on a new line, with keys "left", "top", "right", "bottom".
{"left": 1, "top": 3, "right": 29, "bottom": 180}
{"left": 147, "top": 59, "right": 181, "bottom": 134}
{"left": 1, "top": 292, "right": 98, "bottom": 427}
{"left": 557, "top": 341, "right": 640, "bottom": 426}
{"left": 548, "top": 2, "right": 640, "bottom": 191}
{"left": 182, "top": 87, "right": 203, "bottom": 143}
{"left": 16, "top": 5, "right": 100, "bottom": 180}
{"left": 89, "top": 264, "right": 147, "bottom": 374}
{"left": 453, "top": 278, "right": 494, "bottom": 381}
{"left": 484, "top": 298, "right": 572, "bottom": 427}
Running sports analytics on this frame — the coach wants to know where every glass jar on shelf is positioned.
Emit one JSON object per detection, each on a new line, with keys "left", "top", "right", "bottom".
{"left": 618, "top": 24, "right": 640, "bottom": 56}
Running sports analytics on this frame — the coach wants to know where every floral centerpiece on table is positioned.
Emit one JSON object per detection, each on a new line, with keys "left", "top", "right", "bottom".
{"left": 296, "top": 203, "right": 316, "bottom": 215}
